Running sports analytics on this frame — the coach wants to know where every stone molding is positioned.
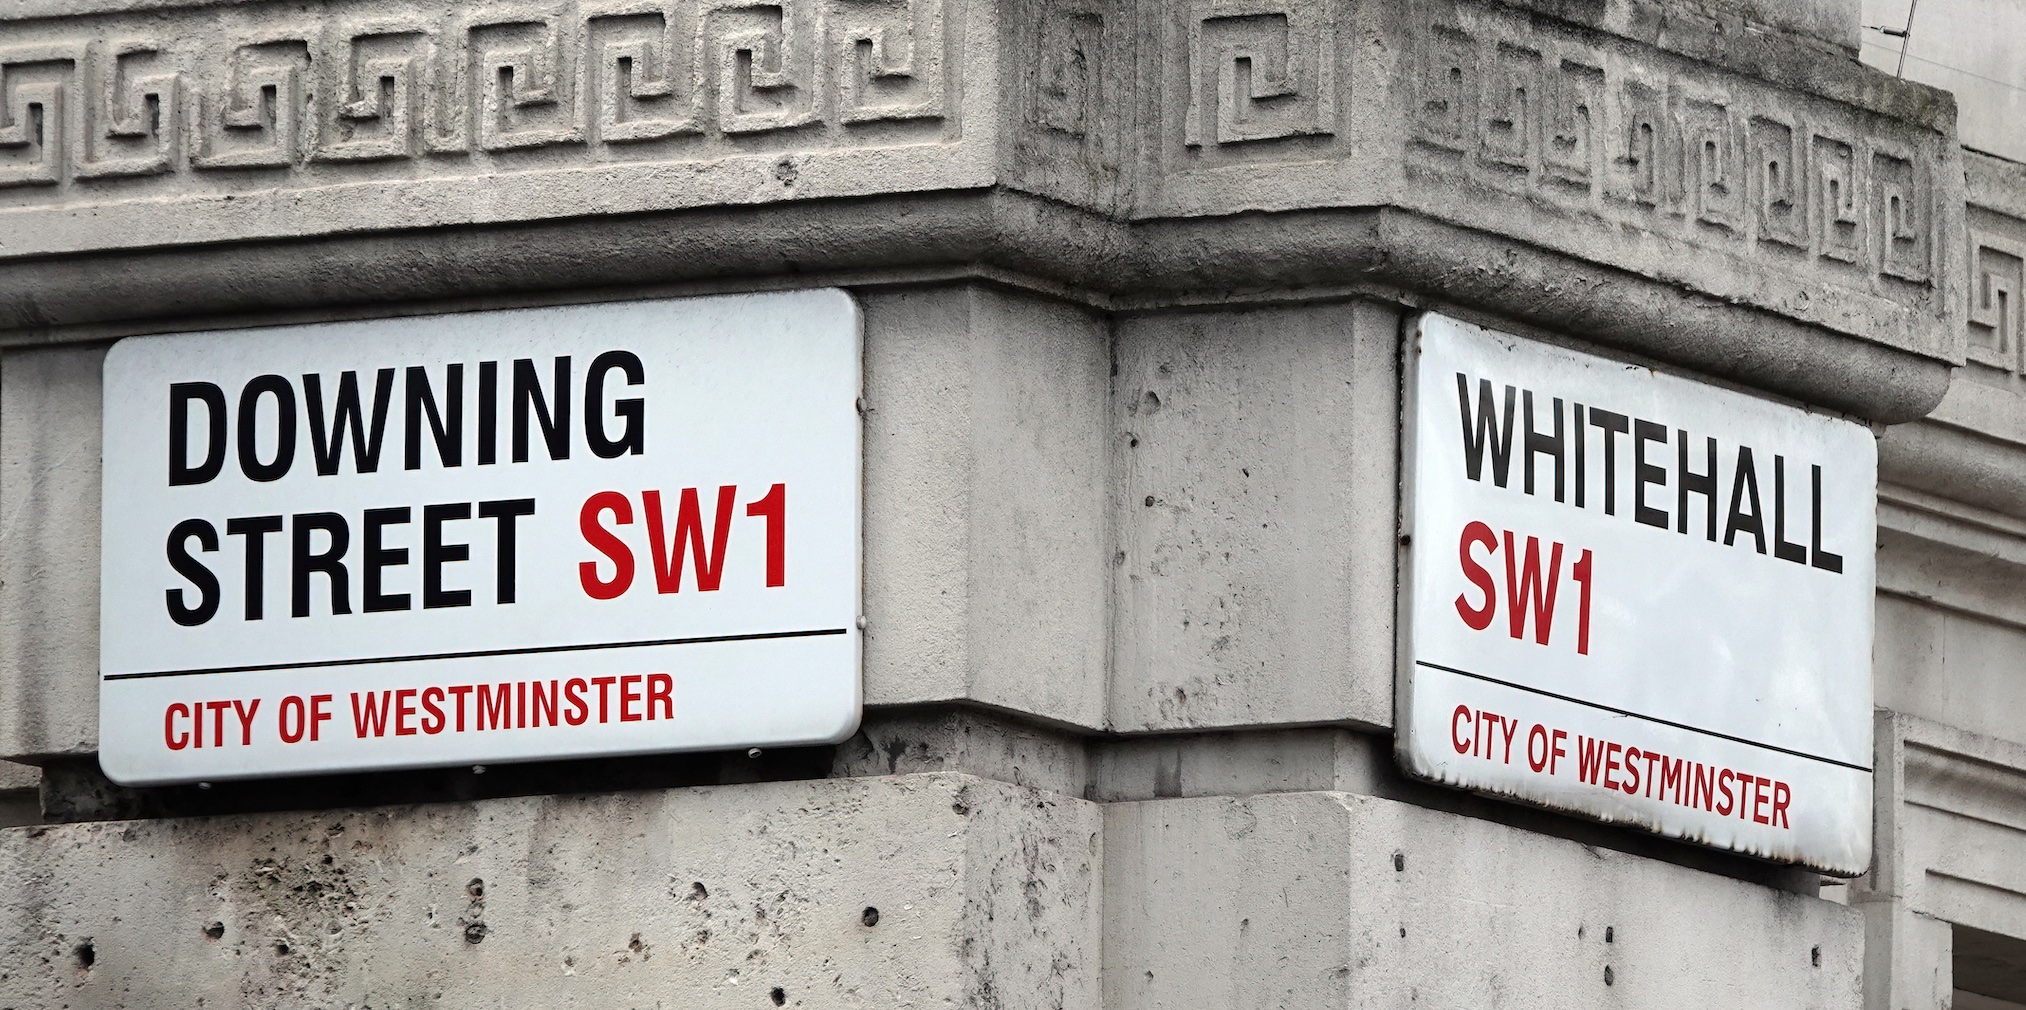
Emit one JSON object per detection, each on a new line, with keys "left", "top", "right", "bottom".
{"left": 1964, "top": 152, "right": 2026, "bottom": 387}
{"left": 1878, "top": 152, "right": 2026, "bottom": 516}
{"left": 1878, "top": 482, "right": 2026, "bottom": 631}
{"left": 1866, "top": 713, "right": 2026, "bottom": 941}
{"left": 0, "top": 0, "right": 1965, "bottom": 422}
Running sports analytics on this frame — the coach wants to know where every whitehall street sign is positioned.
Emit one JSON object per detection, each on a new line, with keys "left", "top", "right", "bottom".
{"left": 1398, "top": 314, "right": 1876, "bottom": 874}
{"left": 100, "top": 291, "right": 861, "bottom": 785}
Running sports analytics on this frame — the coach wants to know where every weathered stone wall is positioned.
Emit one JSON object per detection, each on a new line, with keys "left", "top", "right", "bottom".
{"left": 0, "top": 0, "right": 2021, "bottom": 1006}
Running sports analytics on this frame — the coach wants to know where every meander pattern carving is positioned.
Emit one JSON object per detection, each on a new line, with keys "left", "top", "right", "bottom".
{"left": 1409, "top": 13, "right": 1944, "bottom": 292}
{"left": 1970, "top": 234, "right": 2024, "bottom": 374}
{"left": 1182, "top": 0, "right": 1334, "bottom": 149}
{"left": 0, "top": 0, "right": 947, "bottom": 192}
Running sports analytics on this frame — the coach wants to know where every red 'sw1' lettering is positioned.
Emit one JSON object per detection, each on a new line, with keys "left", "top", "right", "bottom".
{"left": 578, "top": 484, "right": 787, "bottom": 599}
{"left": 1454, "top": 520, "right": 1594, "bottom": 654}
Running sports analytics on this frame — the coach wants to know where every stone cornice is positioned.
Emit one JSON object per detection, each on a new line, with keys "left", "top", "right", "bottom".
{"left": 0, "top": 0, "right": 1965, "bottom": 421}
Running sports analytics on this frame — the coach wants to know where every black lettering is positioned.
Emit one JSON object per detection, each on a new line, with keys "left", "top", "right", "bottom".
{"left": 1678, "top": 431, "right": 1719, "bottom": 541}
{"left": 1456, "top": 375, "right": 1516, "bottom": 486}
{"left": 291, "top": 512, "right": 351, "bottom": 617}
{"left": 363, "top": 507, "right": 413, "bottom": 613}
{"left": 405, "top": 364, "right": 464, "bottom": 470}
{"left": 1811, "top": 464, "right": 1845, "bottom": 574}
{"left": 1724, "top": 446, "right": 1767, "bottom": 554}
{"left": 1633, "top": 419, "right": 1668, "bottom": 530}
{"left": 225, "top": 515, "right": 284, "bottom": 620}
{"left": 1772, "top": 455, "right": 1808, "bottom": 564}
{"left": 1588, "top": 409, "right": 1630, "bottom": 515}
{"left": 237, "top": 374, "right": 297, "bottom": 482}
{"left": 168, "top": 383, "right": 227, "bottom": 486}
{"left": 478, "top": 361, "right": 499, "bottom": 466}
{"left": 165, "top": 519, "right": 220, "bottom": 627}
{"left": 478, "top": 498, "right": 536, "bottom": 604}
{"left": 424, "top": 502, "right": 473, "bottom": 609}
{"left": 512, "top": 356, "right": 571, "bottom": 463}
{"left": 302, "top": 369, "right": 394, "bottom": 476}
{"left": 1523, "top": 391, "right": 1565, "bottom": 502}
{"left": 1572, "top": 403, "right": 1586, "bottom": 508}
{"left": 585, "top": 350, "right": 646, "bottom": 459}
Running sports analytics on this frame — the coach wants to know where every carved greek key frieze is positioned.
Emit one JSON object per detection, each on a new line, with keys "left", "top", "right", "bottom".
{"left": 1183, "top": 0, "right": 1336, "bottom": 148}
{"left": 0, "top": 0, "right": 953, "bottom": 195}
{"left": 194, "top": 39, "right": 308, "bottom": 169}
{"left": 1032, "top": 6, "right": 1103, "bottom": 140}
{"left": 1409, "top": 12, "right": 1945, "bottom": 292}
{"left": 1970, "top": 234, "right": 2024, "bottom": 372}
{"left": 586, "top": 10, "right": 699, "bottom": 144}
{"left": 834, "top": 0, "right": 944, "bottom": 124}
{"left": 0, "top": 48, "right": 75, "bottom": 187}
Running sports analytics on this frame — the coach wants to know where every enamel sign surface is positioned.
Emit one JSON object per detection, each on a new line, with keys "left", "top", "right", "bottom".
{"left": 100, "top": 290, "right": 861, "bottom": 785}
{"left": 1399, "top": 313, "right": 1876, "bottom": 874}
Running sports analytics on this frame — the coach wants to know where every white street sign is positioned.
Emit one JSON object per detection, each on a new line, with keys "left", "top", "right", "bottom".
{"left": 1399, "top": 313, "right": 1876, "bottom": 874}
{"left": 100, "top": 290, "right": 861, "bottom": 785}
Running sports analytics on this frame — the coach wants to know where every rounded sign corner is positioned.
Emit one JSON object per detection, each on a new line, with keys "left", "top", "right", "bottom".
{"left": 96, "top": 751, "right": 160, "bottom": 789}
{"left": 814, "top": 704, "right": 865, "bottom": 747}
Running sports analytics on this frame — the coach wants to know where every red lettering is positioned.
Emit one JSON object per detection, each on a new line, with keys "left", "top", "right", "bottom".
{"left": 478, "top": 683, "right": 512, "bottom": 731}
{"left": 1577, "top": 735, "right": 1605, "bottom": 784}
{"left": 1573, "top": 548, "right": 1593, "bottom": 655}
{"left": 207, "top": 699, "right": 232, "bottom": 747}
{"left": 1502, "top": 531, "right": 1564, "bottom": 645}
{"left": 421, "top": 687, "right": 446, "bottom": 735}
{"left": 310, "top": 694, "right": 333, "bottom": 741}
{"left": 1659, "top": 755, "right": 1684, "bottom": 803}
{"left": 351, "top": 691, "right": 393, "bottom": 738}
{"left": 531, "top": 680, "right": 558, "bottom": 728}
{"left": 646, "top": 673, "right": 674, "bottom": 721}
{"left": 278, "top": 696, "right": 306, "bottom": 744}
{"left": 645, "top": 486, "right": 736, "bottom": 593}
{"left": 1716, "top": 769, "right": 1736, "bottom": 816}
{"left": 1751, "top": 776, "right": 1772, "bottom": 824}
{"left": 564, "top": 678, "right": 589, "bottom": 726}
{"left": 1451, "top": 705, "right": 1472, "bottom": 755}
{"left": 620, "top": 674, "right": 644, "bottom": 722}
{"left": 232, "top": 698, "right": 260, "bottom": 746}
{"left": 746, "top": 483, "right": 787, "bottom": 587}
{"left": 394, "top": 688, "right": 418, "bottom": 737}
{"left": 447, "top": 684, "right": 473, "bottom": 732}
{"left": 592, "top": 675, "right": 618, "bottom": 723}
{"left": 578, "top": 491, "right": 635, "bottom": 600}
{"left": 1773, "top": 780, "right": 1792, "bottom": 829}
{"left": 1603, "top": 742, "right": 1623, "bottom": 790}
{"left": 1622, "top": 746, "right": 1642, "bottom": 795}
{"left": 165, "top": 703, "right": 191, "bottom": 751}
{"left": 1455, "top": 522, "right": 1497, "bottom": 631}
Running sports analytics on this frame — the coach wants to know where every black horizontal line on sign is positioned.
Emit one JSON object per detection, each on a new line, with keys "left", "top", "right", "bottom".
{"left": 1414, "top": 660, "right": 1872, "bottom": 773}
{"left": 102, "top": 627, "right": 853, "bottom": 682}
